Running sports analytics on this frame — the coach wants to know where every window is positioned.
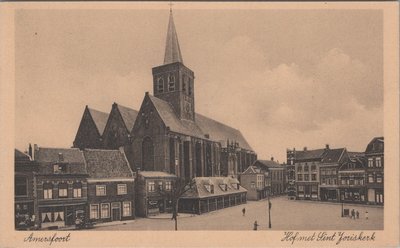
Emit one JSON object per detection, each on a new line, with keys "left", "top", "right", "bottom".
{"left": 368, "top": 174, "right": 374, "bottom": 183}
{"left": 165, "top": 181, "right": 172, "bottom": 191}
{"left": 304, "top": 165, "right": 309, "bottom": 172}
{"left": 333, "top": 179, "right": 337, "bottom": 185}
{"left": 298, "top": 185, "right": 304, "bottom": 192}
{"left": 368, "top": 158, "right": 373, "bottom": 167}
{"left": 341, "top": 179, "right": 346, "bottom": 185}
{"left": 359, "top": 179, "right": 364, "bottom": 185}
{"left": 90, "top": 204, "right": 99, "bottom": 219}
{"left": 158, "top": 181, "right": 163, "bottom": 191}
{"left": 182, "top": 76, "right": 187, "bottom": 92}
{"left": 205, "top": 184, "right": 214, "bottom": 193}
{"left": 117, "top": 184, "right": 127, "bottom": 195}
{"left": 297, "top": 165, "right": 302, "bottom": 172}
{"left": 376, "top": 157, "right": 382, "bottom": 167}
{"left": 168, "top": 75, "right": 175, "bottom": 91}
{"left": 53, "top": 164, "right": 67, "bottom": 174}
{"left": 101, "top": 203, "right": 110, "bottom": 218}
{"left": 219, "top": 184, "right": 228, "bottom": 191}
{"left": 321, "top": 178, "right": 326, "bottom": 185}
{"left": 123, "top": 202, "right": 131, "bottom": 217}
{"left": 96, "top": 185, "right": 106, "bottom": 196}
{"left": 311, "top": 174, "right": 316, "bottom": 181}
{"left": 376, "top": 174, "right": 383, "bottom": 183}
{"left": 332, "top": 170, "right": 337, "bottom": 175}
{"left": 304, "top": 174, "right": 309, "bottom": 181}
{"left": 43, "top": 183, "right": 53, "bottom": 199}
{"left": 327, "top": 178, "right": 331, "bottom": 185}
{"left": 73, "top": 183, "right": 82, "bottom": 198}
{"left": 157, "top": 78, "right": 164, "bottom": 93}
{"left": 15, "top": 176, "right": 27, "bottom": 196}
{"left": 311, "top": 165, "right": 316, "bottom": 171}
{"left": 58, "top": 183, "right": 68, "bottom": 198}
{"left": 148, "top": 182, "right": 155, "bottom": 192}
{"left": 311, "top": 185, "right": 318, "bottom": 192}
{"left": 297, "top": 174, "right": 303, "bottom": 181}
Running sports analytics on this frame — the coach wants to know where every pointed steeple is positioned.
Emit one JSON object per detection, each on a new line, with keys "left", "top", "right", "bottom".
{"left": 163, "top": 10, "right": 183, "bottom": 65}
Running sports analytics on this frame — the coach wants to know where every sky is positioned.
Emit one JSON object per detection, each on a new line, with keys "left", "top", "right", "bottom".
{"left": 15, "top": 7, "right": 383, "bottom": 162}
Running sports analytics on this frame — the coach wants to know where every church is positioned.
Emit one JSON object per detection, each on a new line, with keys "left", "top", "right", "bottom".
{"left": 73, "top": 10, "right": 257, "bottom": 179}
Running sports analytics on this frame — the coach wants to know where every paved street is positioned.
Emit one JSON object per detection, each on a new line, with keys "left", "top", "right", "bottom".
{"left": 91, "top": 196, "right": 383, "bottom": 231}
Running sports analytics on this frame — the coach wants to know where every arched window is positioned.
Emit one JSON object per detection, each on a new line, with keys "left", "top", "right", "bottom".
{"left": 142, "top": 137, "right": 154, "bottom": 171}
{"left": 168, "top": 75, "right": 175, "bottom": 91}
{"left": 157, "top": 78, "right": 164, "bottom": 93}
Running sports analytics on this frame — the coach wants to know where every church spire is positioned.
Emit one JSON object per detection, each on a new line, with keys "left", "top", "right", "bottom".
{"left": 163, "top": 9, "right": 183, "bottom": 65}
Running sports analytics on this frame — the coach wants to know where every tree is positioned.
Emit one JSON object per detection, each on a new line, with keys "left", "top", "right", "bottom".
{"left": 158, "top": 177, "right": 195, "bottom": 231}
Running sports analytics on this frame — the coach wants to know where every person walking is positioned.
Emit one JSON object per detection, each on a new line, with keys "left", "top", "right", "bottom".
{"left": 242, "top": 208, "right": 246, "bottom": 216}
{"left": 253, "top": 221, "right": 259, "bottom": 231}
{"left": 356, "top": 210, "right": 359, "bottom": 219}
{"left": 365, "top": 210, "right": 369, "bottom": 220}
{"left": 351, "top": 209, "right": 355, "bottom": 219}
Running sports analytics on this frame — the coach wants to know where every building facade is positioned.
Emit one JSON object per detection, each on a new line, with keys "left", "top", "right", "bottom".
{"left": 84, "top": 149, "right": 136, "bottom": 223}
{"left": 15, "top": 148, "right": 38, "bottom": 230}
{"left": 240, "top": 165, "right": 268, "bottom": 201}
{"left": 365, "top": 137, "right": 384, "bottom": 205}
{"left": 34, "top": 147, "right": 88, "bottom": 229}
{"left": 179, "top": 177, "right": 247, "bottom": 214}
{"left": 338, "top": 157, "right": 367, "bottom": 203}
{"left": 135, "top": 171, "right": 177, "bottom": 217}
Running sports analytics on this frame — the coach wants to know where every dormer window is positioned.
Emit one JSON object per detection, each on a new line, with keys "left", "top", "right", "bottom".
{"left": 205, "top": 184, "right": 214, "bottom": 193}
{"left": 168, "top": 75, "right": 175, "bottom": 91}
{"left": 219, "top": 184, "right": 228, "bottom": 191}
{"left": 157, "top": 78, "right": 164, "bottom": 93}
{"left": 231, "top": 183, "right": 239, "bottom": 190}
{"left": 53, "top": 164, "right": 67, "bottom": 174}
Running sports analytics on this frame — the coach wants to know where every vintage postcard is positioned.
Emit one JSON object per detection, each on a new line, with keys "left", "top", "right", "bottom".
{"left": 0, "top": 1, "right": 398, "bottom": 247}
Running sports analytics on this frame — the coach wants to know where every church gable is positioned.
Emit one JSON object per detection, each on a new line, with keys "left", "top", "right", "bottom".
{"left": 73, "top": 106, "right": 105, "bottom": 149}
{"left": 102, "top": 103, "right": 137, "bottom": 149}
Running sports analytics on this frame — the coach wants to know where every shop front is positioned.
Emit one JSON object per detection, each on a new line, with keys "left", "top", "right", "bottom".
{"left": 340, "top": 187, "right": 367, "bottom": 203}
{"left": 320, "top": 187, "right": 338, "bottom": 202}
{"left": 39, "top": 203, "right": 86, "bottom": 229}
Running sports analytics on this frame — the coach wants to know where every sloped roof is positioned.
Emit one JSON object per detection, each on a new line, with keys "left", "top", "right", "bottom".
{"left": 321, "top": 148, "right": 345, "bottom": 163}
{"left": 148, "top": 94, "right": 254, "bottom": 151}
{"left": 348, "top": 151, "right": 365, "bottom": 158}
{"left": 15, "top": 149, "right": 31, "bottom": 161}
{"left": 295, "top": 149, "right": 327, "bottom": 161}
{"left": 182, "top": 177, "right": 247, "bottom": 199}
{"left": 242, "top": 165, "right": 260, "bottom": 175}
{"left": 148, "top": 95, "right": 204, "bottom": 137}
{"left": 138, "top": 171, "right": 177, "bottom": 179}
{"left": 339, "top": 156, "right": 366, "bottom": 171}
{"left": 83, "top": 149, "right": 134, "bottom": 179}
{"left": 87, "top": 107, "right": 109, "bottom": 135}
{"left": 196, "top": 113, "right": 253, "bottom": 151}
{"left": 255, "top": 160, "right": 282, "bottom": 168}
{"left": 35, "top": 147, "right": 87, "bottom": 174}
{"left": 365, "top": 137, "right": 384, "bottom": 154}
{"left": 116, "top": 104, "right": 138, "bottom": 132}
{"left": 164, "top": 11, "right": 183, "bottom": 65}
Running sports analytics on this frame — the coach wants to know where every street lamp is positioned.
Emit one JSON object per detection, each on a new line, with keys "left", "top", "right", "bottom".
{"left": 268, "top": 192, "right": 272, "bottom": 229}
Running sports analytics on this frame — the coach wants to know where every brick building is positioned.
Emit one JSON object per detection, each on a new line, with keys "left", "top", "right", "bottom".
{"left": 84, "top": 149, "right": 135, "bottom": 223}
{"left": 15, "top": 148, "right": 38, "bottom": 229}
{"left": 73, "top": 106, "right": 109, "bottom": 150}
{"left": 338, "top": 156, "right": 367, "bottom": 203}
{"left": 129, "top": 11, "right": 256, "bottom": 180}
{"left": 240, "top": 165, "right": 268, "bottom": 201}
{"left": 365, "top": 137, "right": 384, "bottom": 205}
{"left": 135, "top": 171, "right": 177, "bottom": 217}
{"left": 34, "top": 147, "right": 88, "bottom": 229}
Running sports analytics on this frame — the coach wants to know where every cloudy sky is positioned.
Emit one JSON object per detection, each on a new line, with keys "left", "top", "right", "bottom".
{"left": 15, "top": 7, "right": 383, "bottom": 162}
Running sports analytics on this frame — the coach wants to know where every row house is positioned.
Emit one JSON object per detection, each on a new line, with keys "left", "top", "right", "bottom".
{"left": 319, "top": 148, "right": 347, "bottom": 201}
{"left": 240, "top": 159, "right": 285, "bottom": 201}
{"left": 179, "top": 177, "right": 247, "bottom": 214}
{"left": 15, "top": 148, "right": 38, "bottom": 230}
{"left": 135, "top": 171, "right": 177, "bottom": 217}
{"left": 365, "top": 137, "right": 384, "bottom": 205}
{"left": 34, "top": 147, "right": 88, "bottom": 229}
{"left": 83, "top": 149, "right": 136, "bottom": 223}
{"left": 338, "top": 157, "right": 367, "bottom": 203}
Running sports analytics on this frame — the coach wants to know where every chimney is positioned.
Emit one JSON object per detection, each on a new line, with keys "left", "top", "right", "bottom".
{"left": 32, "top": 144, "right": 39, "bottom": 160}
{"left": 325, "top": 144, "right": 330, "bottom": 150}
{"left": 271, "top": 156, "right": 274, "bottom": 161}
{"left": 303, "top": 147, "right": 307, "bottom": 151}
{"left": 28, "top": 144, "right": 32, "bottom": 158}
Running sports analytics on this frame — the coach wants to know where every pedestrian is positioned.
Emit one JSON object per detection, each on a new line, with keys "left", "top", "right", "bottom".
{"left": 242, "top": 207, "right": 246, "bottom": 216}
{"left": 351, "top": 209, "right": 355, "bottom": 219}
{"left": 365, "top": 210, "right": 369, "bottom": 220}
{"left": 253, "top": 221, "right": 259, "bottom": 231}
{"left": 356, "top": 210, "right": 359, "bottom": 219}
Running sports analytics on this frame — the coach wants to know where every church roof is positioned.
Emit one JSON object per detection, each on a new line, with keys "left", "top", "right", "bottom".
{"left": 115, "top": 103, "right": 139, "bottom": 132}
{"left": 87, "top": 107, "right": 109, "bottom": 135}
{"left": 163, "top": 11, "right": 183, "bottom": 65}
{"left": 147, "top": 94, "right": 254, "bottom": 151}
{"left": 196, "top": 113, "right": 253, "bottom": 151}
{"left": 83, "top": 149, "right": 134, "bottom": 179}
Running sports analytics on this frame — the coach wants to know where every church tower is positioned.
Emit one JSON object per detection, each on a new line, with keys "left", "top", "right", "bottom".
{"left": 152, "top": 10, "right": 195, "bottom": 121}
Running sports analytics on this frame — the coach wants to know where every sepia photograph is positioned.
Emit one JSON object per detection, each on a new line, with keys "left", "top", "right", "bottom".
{"left": 1, "top": 1, "right": 399, "bottom": 247}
